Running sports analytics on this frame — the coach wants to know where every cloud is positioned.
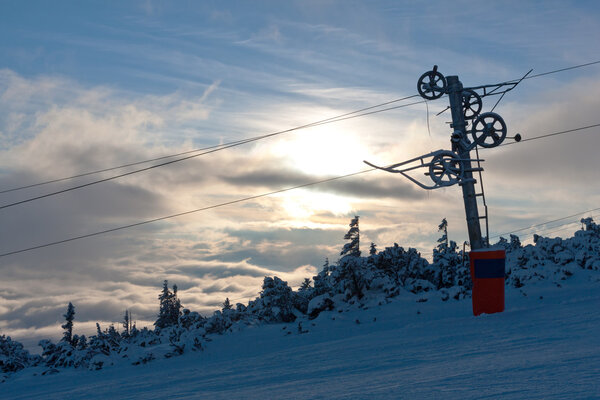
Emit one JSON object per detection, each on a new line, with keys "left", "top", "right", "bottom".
{"left": 0, "top": 63, "right": 559, "bottom": 353}
{"left": 1, "top": 1, "right": 599, "bottom": 351}
{"left": 219, "top": 165, "right": 425, "bottom": 200}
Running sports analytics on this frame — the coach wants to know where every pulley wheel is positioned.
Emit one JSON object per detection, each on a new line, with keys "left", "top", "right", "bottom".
{"left": 417, "top": 69, "right": 447, "bottom": 100}
{"left": 471, "top": 112, "right": 507, "bottom": 148}
{"left": 429, "top": 151, "right": 463, "bottom": 186}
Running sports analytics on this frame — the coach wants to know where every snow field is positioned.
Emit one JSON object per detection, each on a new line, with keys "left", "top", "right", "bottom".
{"left": 4, "top": 275, "right": 600, "bottom": 399}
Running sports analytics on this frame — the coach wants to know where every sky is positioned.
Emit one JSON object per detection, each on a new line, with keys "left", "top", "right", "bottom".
{"left": 1, "top": 0, "right": 599, "bottom": 349}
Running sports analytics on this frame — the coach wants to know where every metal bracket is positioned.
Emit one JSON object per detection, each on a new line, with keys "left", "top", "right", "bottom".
{"left": 364, "top": 149, "right": 484, "bottom": 190}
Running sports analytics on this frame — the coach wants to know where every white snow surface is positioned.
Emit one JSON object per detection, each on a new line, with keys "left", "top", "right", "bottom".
{"left": 3, "top": 274, "right": 600, "bottom": 399}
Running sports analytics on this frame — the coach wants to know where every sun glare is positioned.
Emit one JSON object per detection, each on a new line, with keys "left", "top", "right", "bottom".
{"left": 271, "top": 126, "right": 367, "bottom": 176}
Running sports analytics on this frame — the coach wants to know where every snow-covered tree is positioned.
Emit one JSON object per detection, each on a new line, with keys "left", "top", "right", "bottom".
{"left": 313, "top": 258, "right": 332, "bottom": 296}
{"left": 334, "top": 256, "right": 368, "bottom": 299}
{"left": 179, "top": 308, "right": 205, "bottom": 330}
{"left": 509, "top": 234, "right": 521, "bottom": 251}
{"left": 341, "top": 216, "right": 360, "bottom": 258}
{"left": 581, "top": 217, "right": 600, "bottom": 234}
{"left": 495, "top": 234, "right": 522, "bottom": 253}
{"left": 0, "top": 335, "right": 38, "bottom": 373}
{"left": 61, "top": 302, "right": 75, "bottom": 345}
{"left": 431, "top": 219, "right": 464, "bottom": 291}
{"left": 374, "top": 244, "right": 426, "bottom": 289}
{"left": 75, "top": 334, "right": 87, "bottom": 351}
{"left": 298, "top": 278, "right": 311, "bottom": 292}
{"left": 122, "top": 310, "right": 133, "bottom": 337}
{"left": 335, "top": 216, "right": 368, "bottom": 298}
{"left": 438, "top": 218, "right": 448, "bottom": 246}
{"left": 88, "top": 323, "right": 110, "bottom": 356}
{"left": 204, "top": 310, "right": 232, "bottom": 334}
{"left": 171, "top": 285, "right": 182, "bottom": 322}
{"left": 249, "top": 276, "right": 296, "bottom": 323}
{"left": 155, "top": 280, "right": 182, "bottom": 329}
{"left": 293, "top": 278, "right": 313, "bottom": 313}
{"left": 369, "top": 242, "right": 377, "bottom": 256}
{"left": 222, "top": 298, "right": 232, "bottom": 311}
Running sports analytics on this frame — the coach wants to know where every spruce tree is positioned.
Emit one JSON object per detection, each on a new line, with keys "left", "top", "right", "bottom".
{"left": 155, "top": 280, "right": 172, "bottom": 329}
{"left": 61, "top": 302, "right": 75, "bottom": 345}
{"left": 0, "top": 335, "right": 36, "bottom": 373}
{"left": 299, "top": 278, "right": 312, "bottom": 292}
{"left": 313, "top": 258, "right": 331, "bottom": 296}
{"left": 123, "top": 310, "right": 132, "bottom": 336}
{"left": 341, "top": 216, "right": 360, "bottom": 258}
{"left": 222, "top": 298, "right": 232, "bottom": 311}
{"left": 338, "top": 216, "right": 365, "bottom": 298}
{"left": 369, "top": 242, "right": 377, "bottom": 256}
{"left": 170, "top": 285, "right": 182, "bottom": 324}
{"left": 155, "top": 280, "right": 182, "bottom": 328}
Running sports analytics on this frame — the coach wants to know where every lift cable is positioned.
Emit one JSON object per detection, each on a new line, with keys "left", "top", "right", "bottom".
{"left": 0, "top": 168, "right": 376, "bottom": 258}
{"left": 2, "top": 59, "right": 599, "bottom": 198}
{"left": 498, "top": 123, "right": 600, "bottom": 147}
{"left": 0, "top": 95, "right": 421, "bottom": 195}
{"left": 489, "top": 207, "right": 600, "bottom": 240}
{"left": 0, "top": 99, "right": 425, "bottom": 211}
{"left": 1, "top": 121, "right": 599, "bottom": 258}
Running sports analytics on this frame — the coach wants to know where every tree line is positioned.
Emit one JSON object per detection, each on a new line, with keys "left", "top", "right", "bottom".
{"left": 3, "top": 216, "right": 600, "bottom": 379}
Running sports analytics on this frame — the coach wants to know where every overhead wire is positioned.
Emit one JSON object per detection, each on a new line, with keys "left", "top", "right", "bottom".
{"left": 0, "top": 168, "right": 376, "bottom": 258}
{"left": 498, "top": 123, "right": 600, "bottom": 147}
{"left": 534, "top": 221, "right": 586, "bottom": 238}
{"left": 420, "top": 210, "right": 598, "bottom": 259}
{"left": 0, "top": 95, "right": 421, "bottom": 196}
{"left": 1, "top": 120, "right": 599, "bottom": 258}
{"left": 490, "top": 207, "right": 600, "bottom": 240}
{"left": 434, "top": 60, "right": 600, "bottom": 116}
{"left": 0, "top": 98, "right": 425, "bottom": 211}
{"left": 521, "top": 60, "right": 600, "bottom": 80}
{"left": 2, "top": 102, "right": 597, "bottom": 213}
{"left": 1, "top": 60, "right": 600, "bottom": 256}
{"left": 489, "top": 68, "right": 533, "bottom": 113}
{"left": 2, "top": 59, "right": 599, "bottom": 199}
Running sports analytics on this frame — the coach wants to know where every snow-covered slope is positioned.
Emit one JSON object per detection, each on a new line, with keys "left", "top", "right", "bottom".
{"left": 4, "top": 274, "right": 600, "bottom": 399}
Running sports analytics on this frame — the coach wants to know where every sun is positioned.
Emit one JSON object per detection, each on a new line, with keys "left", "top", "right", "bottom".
{"left": 269, "top": 126, "right": 367, "bottom": 176}
{"left": 258, "top": 125, "right": 369, "bottom": 219}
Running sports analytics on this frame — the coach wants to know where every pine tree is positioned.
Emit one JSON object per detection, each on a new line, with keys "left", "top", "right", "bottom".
{"left": 156, "top": 280, "right": 173, "bottom": 329}
{"left": 171, "top": 284, "right": 182, "bottom": 324}
{"left": 337, "top": 216, "right": 366, "bottom": 298}
{"left": 299, "top": 278, "right": 312, "bottom": 292}
{"left": 256, "top": 276, "right": 296, "bottom": 323}
{"left": 61, "top": 302, "right": 75, "bottom": 345}
{"left": 222, "top": 298, "right": 232, "bottom": 311}
{"left": 341, "top": 216, "right": 360, "bottom": 258}
{"left": 438, "top": 218, "right": 448, "bottom": 246}
{"left": 432, "top": 219, "right": 462, "bottom": 290}
{"left": 155, "top": 280, "right": 182, "bottom": 328}
{"left": 0, "top": 335, "right": 37, "bottom": 373}
{"left": 313, "top": 258, "right": 332, "bottom": 296}
{"left": 76, "top": 334, "right": 87, "bottom": 351}
{"left": 106, "top": 324, "right": 121, "bottom": 350}
{"left": 509, "top": 234, "right": 522, "bottom": 251}
{"left": 123, "top": 310, "right": 132, "bottom": 337}
{"left": 434, "top": 218, "right": 449, "bottom": 263}
{"left": 338, "top": 256, "right": 366, "bottom": 299}
{"left": 369, "top": 242, "right": 377, "bottom": 255}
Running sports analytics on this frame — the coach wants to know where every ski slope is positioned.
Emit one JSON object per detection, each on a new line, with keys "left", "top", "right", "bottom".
{"left": 4, "top": 274, "right": 600, "bottom": 399}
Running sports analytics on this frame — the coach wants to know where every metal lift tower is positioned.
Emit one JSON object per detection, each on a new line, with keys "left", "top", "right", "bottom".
{"left": 366, "top": 66, "right": 530, "bottom": 315}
